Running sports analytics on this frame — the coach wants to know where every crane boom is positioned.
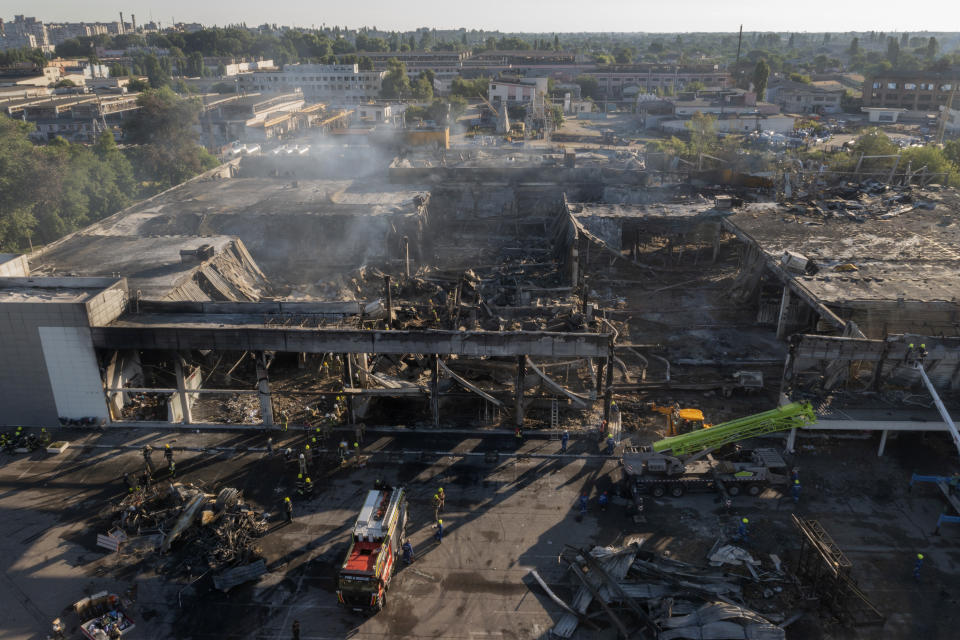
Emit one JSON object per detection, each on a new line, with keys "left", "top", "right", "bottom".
{"left": 652, "top": 402, "right": 816, "bottom": 457}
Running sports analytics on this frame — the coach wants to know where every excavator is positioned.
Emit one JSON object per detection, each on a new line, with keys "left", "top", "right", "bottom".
{"left": 623, "top": 402, "right": 816, "bottom": 499}
{"left": 649, "top": 403, "right": 710, "bottom": 437}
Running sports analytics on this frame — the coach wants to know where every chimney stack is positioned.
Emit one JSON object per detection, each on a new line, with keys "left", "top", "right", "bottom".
{"left": 118, "top": 12, "right": 125, "bottom": 34}
{"left": 131, "top": 14, "right": 137, "bottom": 33}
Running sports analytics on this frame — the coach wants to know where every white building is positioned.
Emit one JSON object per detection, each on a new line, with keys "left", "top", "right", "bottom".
{"left": 487, "top": 77, "right": 549, "bottom": 106}
{"left": 862, "top": 107, "right": 907, "bottom": 124}
{"left": 238, "top": 64, "right": 386, "bottom": 105}
{"left": 766, "top": 79, "right": 844, "bottom": 114}
{"left": 355, "top": 103, "right": 407, "bottom": 126}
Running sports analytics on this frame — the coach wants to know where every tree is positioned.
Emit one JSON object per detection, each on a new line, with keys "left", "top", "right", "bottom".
{"left": 358, "top": 56, "right": 374, "bottom": 71}
{"left": 380, "top": 58, "right": 411, "bottom": 99}
{"left": 814, "top": 54, "right": 829, "bottom": 74}
{"left": 944, "top": 139, "right": 960, "bottom": 168}
{"left": 926, "top": 37, "right": 939, "bottom": 59}
{"left": 450, "top": 76, "right": 489, "bottom": 99}
{"left": 686, "top": 112, "right": 717, "bottom": 157}
{"left": 901, "top": 145, "right": 960, "bottom": 186}
{"left": 412, "top": 73, "right": 433, "bottom": 101}
{"left": 848, "top": 37, "right": 860, "bottom": 57}
{"left": 613, "top": 46, "right": 635, "bottom": 64}
{"left": 0, "top": 115, "right": 140, "bottom": 251}
{"left": 575, "top": 75, "right": 601, "bottom": 100}
{"left": 122, "top": 88, "right": 218, "bottom": 191}
{"left": 186, "top": 51, "right": 206, "bottom": 77}
{"left": 752, "top": 60, "right": 770, "bottom": 100}
{"left": 886, "top": 38, "right": 900, "bottom": 65}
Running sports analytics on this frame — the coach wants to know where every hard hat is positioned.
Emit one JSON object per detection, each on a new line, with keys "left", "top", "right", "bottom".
{"left": 608, "top": 433, "right": 613, "bottom": 438}
{"left": 311, "top": 437, "right": 317, "bottom": 443}
{"left": 306, "top": 478, "right": 311, "bottom": 483}
{"left": 354, "top": 442, "right": 359, "bottom": 447}
{"left": 742, "top": 518, "right": 749, "bottom": 523}
{"left": 166, "top": 444, "right": 170, "bottom": 448}
{"left": 921, "top": 343, "right": 926, "bottom": 349}
{"left": 437, "top": 519, "right": 442, "bottom": 525}
{"left": 285, "top": 497, "right": 291, "bottom": 502}
{"left": 305, "top": 445, "right": 310, "bottom": 450}
{"left": 298, "top": 473, "right": 303, "bottom": 479}
{"left": 439, "top": 487, "right": 444, "bottom": 491}
{"left": 795, "top": 479, "right": 800, "bottom": 485}
{"left": 909, "top": 343, "right": 915, "bottom": 348}
{"left": 917, "top": 553, "right": 924, "bottom": 560}
{"left": 434, "top": 493, "right": 439, "bottom": 498}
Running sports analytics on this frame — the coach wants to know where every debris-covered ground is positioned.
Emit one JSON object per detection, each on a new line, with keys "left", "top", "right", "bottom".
{"left": 1, "top": 426, "right": 958, "bottom": 640}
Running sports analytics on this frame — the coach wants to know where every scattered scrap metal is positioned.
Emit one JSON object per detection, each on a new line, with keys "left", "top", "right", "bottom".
{"left": 539, "top": 543, "right": 792, "bottom": 639}
{"left": 111, "top": 482, "right": 268, "bottom": 590}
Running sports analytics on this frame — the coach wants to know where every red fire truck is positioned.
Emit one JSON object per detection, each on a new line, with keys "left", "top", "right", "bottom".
{"left": 336, "top": 486, "right": 408, "bottom": 613}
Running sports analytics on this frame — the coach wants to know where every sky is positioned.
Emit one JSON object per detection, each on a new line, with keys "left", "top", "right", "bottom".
{"left": 9, "top": 0, "right": 960, "bottom": 33}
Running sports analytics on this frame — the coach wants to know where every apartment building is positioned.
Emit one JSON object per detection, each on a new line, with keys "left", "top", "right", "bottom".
{"left": 237, "top": 64, "right": 385, "bottom": 104}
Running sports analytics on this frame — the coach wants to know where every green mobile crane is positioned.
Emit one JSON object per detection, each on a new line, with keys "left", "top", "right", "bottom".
{"left": 622, "top": 402, "right": 816, "bottom": 499}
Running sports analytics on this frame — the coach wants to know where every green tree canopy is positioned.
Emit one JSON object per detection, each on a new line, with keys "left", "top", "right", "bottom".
{"left": 752, "top": 60, "right": 770, "bottom": 100}
{"left": 380, "top": 58, "right": 412, "bottom": 99}
{"left": 122, "top": 88, "right": 218, "bottom": 190}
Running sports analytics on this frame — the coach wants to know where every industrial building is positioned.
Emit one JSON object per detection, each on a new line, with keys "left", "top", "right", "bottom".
{"left": 237, "top": 63, "right": 386, "bottom": 105}
{"left": 863, "top": 70, "right": 959, "bottom": 115}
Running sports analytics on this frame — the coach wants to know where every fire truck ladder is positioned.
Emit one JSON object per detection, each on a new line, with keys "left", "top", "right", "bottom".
{"left": 652, "top": 402, "right": 817, "bottom": 457}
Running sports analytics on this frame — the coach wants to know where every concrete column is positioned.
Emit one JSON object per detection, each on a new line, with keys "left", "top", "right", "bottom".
{"left": 712, "top": 223, "right": 721, "bottom": 263}
{"left": 174, "top": 354, "right": 193, "bottom": 425}
{"left": 514, "top": 355, "right": 526, "bottom": 427}
{"left": 878, "top": 430, "right": 889, "bottom": 457}
{"left": 403, "top": 236, "right": 411, "bottom": 278}
{"left": 776, "top": 286, "right": 792, "bottom": 339}
{"left": 595, "top": 358, "right": 605, "bottom": 397}
{"left": 255, "top": 352, "right": 273, "bottom": 427}
{"left": 786, "top": 427, "right": 797, "bottom": 454}
{"left": 342, "top": 353, "right": 355, "bottom": 424}
{"left": 603, "top": 355, "right": 615, "bottom": 424}
{"left": 384, "top": 274, "right": 394, "bottom": 329}
{"left": 431, "top": 354, "right": 440, "bottom": 428}
{"left": 569, "top": 235, "right": 579, "bottom": 287}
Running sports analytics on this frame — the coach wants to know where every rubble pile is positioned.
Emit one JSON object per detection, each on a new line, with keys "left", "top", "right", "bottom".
{"left": 113, "top": 483, "right": 267, "bottom": 586}
{"left": 782, "top": 182, "right": 941, "bottom": 222}
{"left": 546, "top": 544, "right": 793, "bottom": 639}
